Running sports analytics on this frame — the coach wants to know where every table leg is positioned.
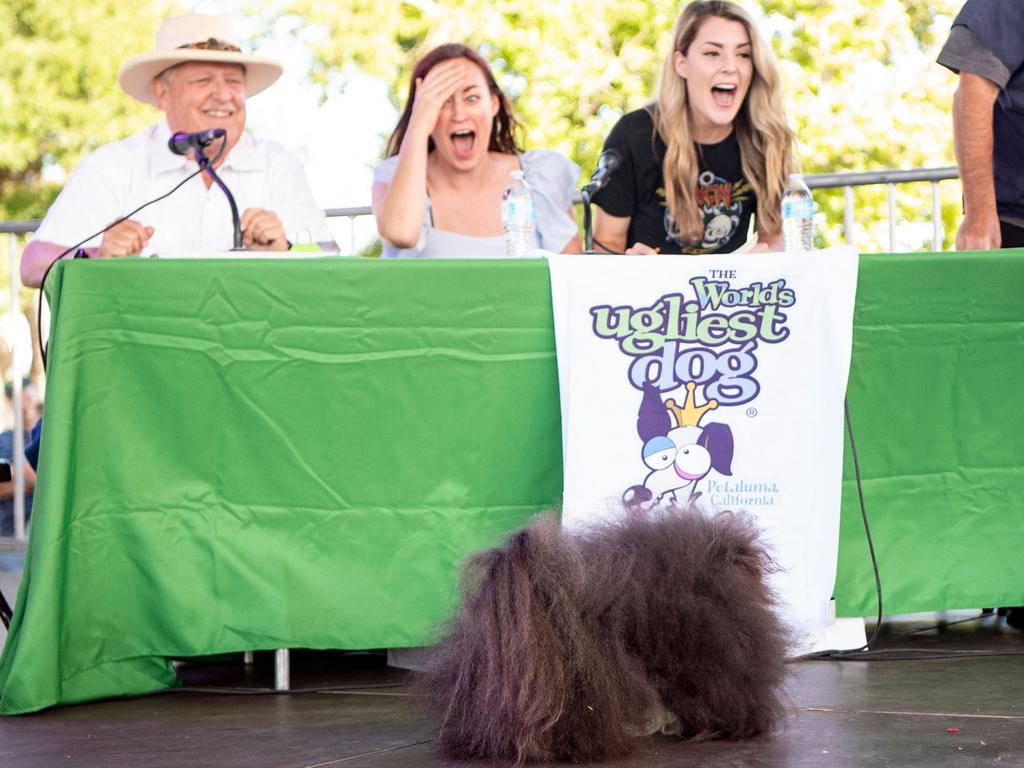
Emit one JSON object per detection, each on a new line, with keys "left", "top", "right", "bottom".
{"left": 274, "top": 648, "right": 290, "bottom": 691}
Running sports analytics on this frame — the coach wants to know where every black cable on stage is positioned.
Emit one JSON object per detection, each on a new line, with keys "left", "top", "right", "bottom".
{"left": 0, "top": 585, "right": 12, "bottom": 629}
{"left": 802, "top": 642, "right": 1024, "bottom": 662}
{"left": 35, "top": 135, "right": 227, "bottom": 370}
{"left": 166, "top": 681, "right": 416, "bottom": 696}
{"left": 792, "top": 396, "right": 883, "bottom": 661}
{"left": 907, "top": 612, "right": 993, "bottom": 635}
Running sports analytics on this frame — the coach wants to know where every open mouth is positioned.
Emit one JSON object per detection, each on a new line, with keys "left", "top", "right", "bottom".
{"left": 450, "top": 129, "right": 476, "bottom": 157}
{"left": 674, "top": 464, "right": 701, "bottom": 481}
{"left": 711, "top": 84, "right": 737, "bottom": 109}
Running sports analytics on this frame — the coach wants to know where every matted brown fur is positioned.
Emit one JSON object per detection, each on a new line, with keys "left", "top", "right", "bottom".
{"left": 427, "top": 508, "right": 789, "bottom": 765}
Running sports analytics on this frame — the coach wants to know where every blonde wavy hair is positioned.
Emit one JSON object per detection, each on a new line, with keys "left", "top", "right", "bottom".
{"left": 656, "top": 0, "right": 794, "bottom": 244}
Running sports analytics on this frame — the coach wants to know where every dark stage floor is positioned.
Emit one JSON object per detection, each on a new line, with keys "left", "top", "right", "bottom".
{"left": 1, "top": 611, "right": 1022, "bottom": 768}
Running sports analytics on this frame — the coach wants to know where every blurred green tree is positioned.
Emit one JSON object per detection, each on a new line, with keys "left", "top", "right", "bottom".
{"left": 0, "top": 0, "right": 172, "bottom": 337}
{"left": 759, "top": 0, "right": 963, "bottom": 249}
{"left": 0, "top": 0, "right": 173, "bottom": 223}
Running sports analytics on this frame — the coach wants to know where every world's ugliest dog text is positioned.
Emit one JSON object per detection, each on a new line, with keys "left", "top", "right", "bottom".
{"left": 590, "top": 277, "right": 796, "bottom": 406}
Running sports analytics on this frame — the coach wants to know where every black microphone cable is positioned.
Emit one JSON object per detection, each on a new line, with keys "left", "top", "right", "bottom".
{"left": 34, "top": 136, "right": 227, "bottom": 370}
{"left": 591, "top": 235, "right": 620, "bottom": 254}
{"left": 791, "top": 395, "right": 883, "bottom": 661}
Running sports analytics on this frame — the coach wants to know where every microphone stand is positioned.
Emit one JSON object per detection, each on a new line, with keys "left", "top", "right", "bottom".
{"left": 580, "top": 150, "right": 621, "bottom": 254}
{"left": 195, "top": 150, "right": 244, "bottom": 250}
{"left": 581, "top": 183, "right": 598, "bottom": 254}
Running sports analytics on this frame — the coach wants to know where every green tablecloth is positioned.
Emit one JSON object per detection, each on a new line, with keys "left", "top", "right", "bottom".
{"left": 1, "top": 253, "right": 1022, "bottom": 714}
{"left": 838, "top": 250, "right": 1024, "bottom": 620}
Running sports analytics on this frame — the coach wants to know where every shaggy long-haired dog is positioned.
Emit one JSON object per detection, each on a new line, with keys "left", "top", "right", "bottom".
{"left": 427, "top": 507, "right": 788, "bottom": 765}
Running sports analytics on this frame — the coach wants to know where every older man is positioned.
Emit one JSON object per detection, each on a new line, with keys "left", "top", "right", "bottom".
{"left": 22, "top": 13, "right": 335, "bottom": 287}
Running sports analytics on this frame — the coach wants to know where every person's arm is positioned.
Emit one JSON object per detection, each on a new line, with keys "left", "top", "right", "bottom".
{"left": 953, "top": 71, "right": 1001, "bottom": 251}
{"left": 20, "top": 135, "right": 160, "bottom": 286}
{"left": 559, "top": 206, "right": 582, "bottom": 253}
{"left": 751, "top": 229, "right": 784, "bottom": 253}
{"left": 0, "top": 463, "right": 36, "bottom": 501}
{"left": 375, "top": 61, "right": 466, "bottom": 248}
{"left": 21, "top": 220, "right": 153, "bottom": 288}
{"left": 593, "top": 208, "right": 658, "bottom": 254}
{"left": 21, "top": 241, "right": 79, "bottom": 289}
{"left": 528, "top": 151, "right": 583, "bottom": 254}
{"left": 593, "top": 208, "right": 630, "bottom": 254}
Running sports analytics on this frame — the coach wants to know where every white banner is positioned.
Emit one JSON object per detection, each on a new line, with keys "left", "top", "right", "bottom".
{"left": 549, "top": 248, "right": 859, "bottom": 651}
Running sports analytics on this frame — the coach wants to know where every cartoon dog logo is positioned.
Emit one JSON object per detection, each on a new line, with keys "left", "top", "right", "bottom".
{"left": 702, "top": 212, "right": 739, "bottom": 249}
{"left": 623, "top": 381, "right": 734, "bottom": 516}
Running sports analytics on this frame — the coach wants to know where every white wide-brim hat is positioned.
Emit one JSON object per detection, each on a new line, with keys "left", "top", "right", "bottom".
{"left": 118, "top": 13, "right": 283, "bottom": 105}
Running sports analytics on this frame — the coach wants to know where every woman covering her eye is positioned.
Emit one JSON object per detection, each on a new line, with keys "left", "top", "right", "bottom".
{"left": 593, "top": 0, "right": 795, "bottom": 255}
{"left": 373, "top": 43, "right": 582, "bottom": 258}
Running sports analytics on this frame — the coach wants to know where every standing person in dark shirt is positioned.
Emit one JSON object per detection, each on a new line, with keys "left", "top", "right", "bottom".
{"left": 937, "top": 0, "right": 1024, "bottom": 251}
{"left": 593, "top": 0, "right": 795, "bottom": 255}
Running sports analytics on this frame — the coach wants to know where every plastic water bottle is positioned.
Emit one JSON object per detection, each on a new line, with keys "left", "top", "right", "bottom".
{"left": 781, "top": 173, "right": 814, "bottom": 252}
{"left": 502, "top": 170, "right": 537, "bottom": 258}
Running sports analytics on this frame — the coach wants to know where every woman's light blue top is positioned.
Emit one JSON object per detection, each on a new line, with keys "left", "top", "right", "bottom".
{"left": 373, "top": 150, "right": 580, "bottom": 258}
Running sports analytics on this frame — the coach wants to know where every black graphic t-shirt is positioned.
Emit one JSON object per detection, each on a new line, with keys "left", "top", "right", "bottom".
{"left": 592, "top": 107, "right": 756, "bottom": 254}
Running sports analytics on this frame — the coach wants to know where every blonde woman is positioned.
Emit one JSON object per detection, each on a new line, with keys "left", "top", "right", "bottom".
{"left": 593, "top": 0, "right": 794, "bottom": 254}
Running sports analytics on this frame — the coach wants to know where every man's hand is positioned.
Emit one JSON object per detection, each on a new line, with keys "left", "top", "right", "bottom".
{"left": 241, "top": 208, "right": 288, "bottom": 251}
{"left": 956, "top": 212, "right": 1001, "bottom": 251}
{"left": 98, "top": 220, "right": 154, "bottom": 258}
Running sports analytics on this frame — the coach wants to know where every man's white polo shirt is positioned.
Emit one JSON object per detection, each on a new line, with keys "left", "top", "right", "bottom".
{"left": 33, "top": 121, "right": 333, "bottom": 255}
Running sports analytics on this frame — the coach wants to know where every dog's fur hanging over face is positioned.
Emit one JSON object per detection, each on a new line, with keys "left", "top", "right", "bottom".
{"left": 427, "top": 508, "right": 789, "bottom": 765}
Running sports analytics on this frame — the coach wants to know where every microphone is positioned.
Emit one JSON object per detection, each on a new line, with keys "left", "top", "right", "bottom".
{"left": 168, "top": 129, "right": 227, "bottom": 156}
{"left": 585, "top": 149, "right": 622, "bottom": 195}
{"left": 166, "top": 130, "right": 243, "bottom": 250}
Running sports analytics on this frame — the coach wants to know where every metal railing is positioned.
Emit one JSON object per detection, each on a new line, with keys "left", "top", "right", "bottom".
{"left": 804, "top": 166, "right": 959, "bottom": 252}
{"left": 319, "top": 167, "right": 964, "bottom": 254}
{"left": 0, "top": 165, "right": 963, "bottom": 254}
{"left": 323, "top": 207, "right": 375, "bottom": 255}
{"left": 0, "top": 164, "right": 963, "bottom": 543}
